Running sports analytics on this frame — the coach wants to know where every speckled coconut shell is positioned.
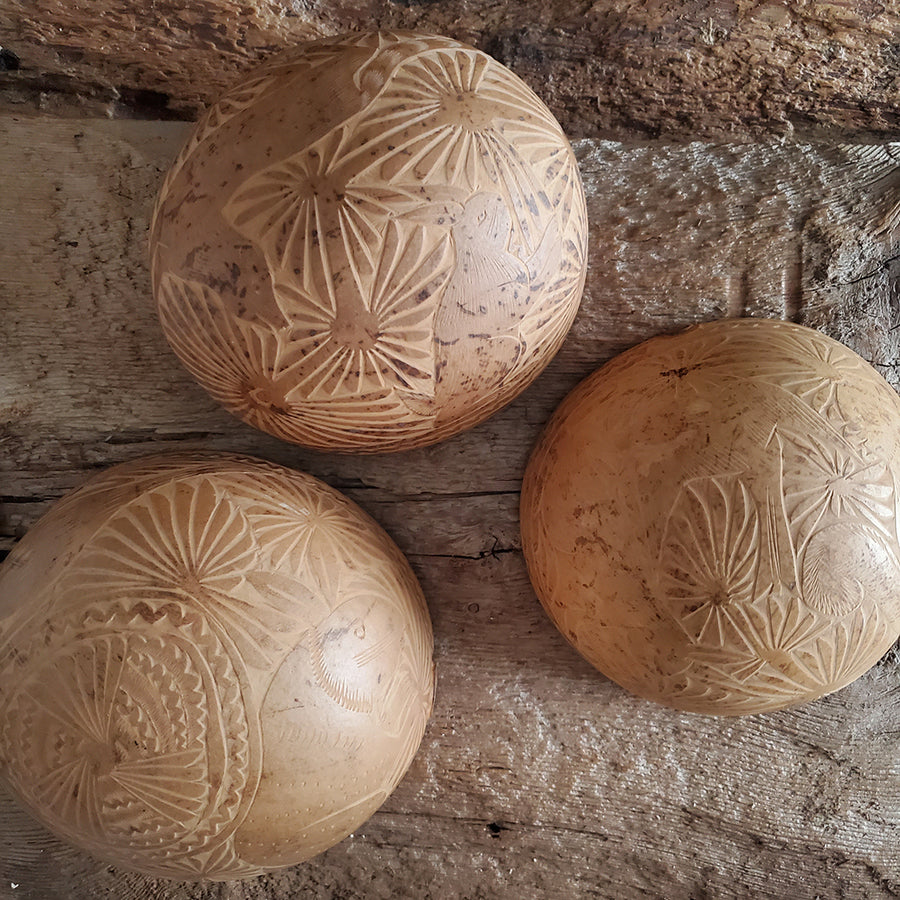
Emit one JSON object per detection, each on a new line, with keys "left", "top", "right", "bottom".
{"left": 0, "top": 454, "right": 434, "bottom": 879}
{"left": 149, "top": 31, "right": 587, "bottom": 452}
{"left": 521, "top": 318, "right": 900, "bottom": 715}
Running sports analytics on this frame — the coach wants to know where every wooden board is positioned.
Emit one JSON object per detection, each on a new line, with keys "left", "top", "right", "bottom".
{"left": 1, "top": 2, "right": 899, "bottom": 141}
{"left": 2, "top": 119, "right": 899, "bottom": 533}
{"left": 0, "top": 116, "right": 899, "bottom": 899}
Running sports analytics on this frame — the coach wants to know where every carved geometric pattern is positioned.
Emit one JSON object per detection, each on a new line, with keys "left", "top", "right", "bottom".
{"left": 156, "top": 272, "right": 438, "bottom": 450}
{"left": 0, "top": 454, "right": 434, "bottom": 878}
{"left": 151, "top": 32, "right": 588, "bottom": 451}
{"left": 660, "top": 475, "right": 762, "bottom": 647}
{"left": 0, "top": 613, "right": 257, "bottom": 880}
{"left": 271, "top": 221, "right": 453, "bottom": 402}
{"left": 228, "top": 469, "right": 381, "bottom": 585}
{"left": 522, "top": 319, "right": 900, "bottom": 715}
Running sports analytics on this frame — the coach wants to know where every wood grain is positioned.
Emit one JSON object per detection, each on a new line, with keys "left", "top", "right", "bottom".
{"left": 0, "top": 116, "right": 899, "bottom": 898}
{"left": 1, "top": 557, "right": 898, "bottom": 899}
{"left": 1, "top": 119, "right": 899, "bottom": 542}
{"left": 1, "top": 2, "right": 899, "bottom": 141}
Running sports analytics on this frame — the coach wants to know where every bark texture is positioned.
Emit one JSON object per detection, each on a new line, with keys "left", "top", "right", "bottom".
{"left": 0, "top": 117, "right": 898, "bottom": 898}
{"left": 1, "top": 1, "right": 899, "bottom": 140}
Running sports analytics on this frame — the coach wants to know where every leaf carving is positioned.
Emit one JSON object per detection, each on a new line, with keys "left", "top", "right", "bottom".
{"left": 660, "top": 475, "right": 762, "bottom": 647}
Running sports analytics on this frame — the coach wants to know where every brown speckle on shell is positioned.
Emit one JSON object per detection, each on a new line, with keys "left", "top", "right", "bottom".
{"left": 521, "top": 318, "right": 900, "bottom": 716}
{"left": 149, "top": 31, "right": 587, "bottom": 452}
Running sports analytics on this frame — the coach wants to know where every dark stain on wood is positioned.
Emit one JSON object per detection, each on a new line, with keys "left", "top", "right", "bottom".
{"left": 0, "top": 47, "right": 20, "bottom": 71}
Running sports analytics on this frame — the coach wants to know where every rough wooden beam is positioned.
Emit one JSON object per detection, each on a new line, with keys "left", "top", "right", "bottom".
{"left": 1, "top": 1, "right": 899, "bottom": 140}
{"left": 1, "top": 117, "right": 898, "bottom": 551}
{"left": 0, "top": 116, "right": 898, "bottom": 899}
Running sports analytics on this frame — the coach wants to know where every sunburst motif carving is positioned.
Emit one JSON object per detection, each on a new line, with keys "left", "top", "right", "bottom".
{"left": 273, "top": 220, "right": 453, "bottom": 401}
{"left": 229, "top": 470, "right": 376, "bottom": 582}
{"left": 521, "top": 319, "right": 900, "bottom": 715}
{"left": 64, "top": 477, "right": 317, "bottom": 672}
{"left": 0, "top": 455, "right": 434, "bottom": 877}
{"left": 661, "top": 476, "right": 762, "bottom": 647}
{"left": 156, "top": 272, "right": 300, "bottom": 420}
{"left": 151, "top": 32, "right": 587, "bottom": 451}
{"left": 776, "top": 429, "right": 894, "bottom": 543}
{"left": 0, "top": 617, "right": 257, "bottom": 879}
{"left": 156, "top": 272, "right": 439, "bottom": 450}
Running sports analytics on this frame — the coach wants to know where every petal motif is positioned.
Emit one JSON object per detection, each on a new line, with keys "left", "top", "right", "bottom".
{"left": 275, "top": 219, "right": 452, "bottom": 401}
{"left": 776, "top": 428, "right": 895, "bottom": 550}
{"left": 156, "top": 271, "right": 299, "bottom": 418}
{"left": 0, "top": 625, "right": 254, "bottom": 876}
{"left": 60, "top": 477, "right": 311, "bottom": 671}
{"left": 660, "top": 475, "right": 763, "bottom": 648}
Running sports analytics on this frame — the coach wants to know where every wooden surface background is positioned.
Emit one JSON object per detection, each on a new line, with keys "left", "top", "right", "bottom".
{"left": 1, "top": 3, "right": 899, "bottom": 898}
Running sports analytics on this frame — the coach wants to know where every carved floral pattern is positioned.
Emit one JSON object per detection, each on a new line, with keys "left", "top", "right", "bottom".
{"left": 62, "top": 477, "right": 310, "bottom": 671}
{"left": 656, "top": 428, "right": 900, "bottom": 710}
{"left": 273, "top": 221, "right": 453, "bottom": 401}
{"left": 0, "top": 456, "right": 434, "bottom": 878}
{"left": 346, "top": 47, "right": 565, "bottom": 255}
{"left": 776, "top": 430, "right": 894, "bottom": 543}
{"left": 151, "top": 32, "right": 587, "bottom": 450}
{"left": 523, "top": 319, "right": 900, "bottom": 715}
{"left": 660, "top": 476, "right": 761, "bottom": 646}
{"left": 1, "top": 615, "right": 257, "bottom": 879}
{"left": 152, "top": 72, "right": 283, "bottom": 212}
{"left": 740, "top": 326, "right": 870, "bottom": 418}
{"left": 155, "top": 272, "right": 438, "bottom": 450}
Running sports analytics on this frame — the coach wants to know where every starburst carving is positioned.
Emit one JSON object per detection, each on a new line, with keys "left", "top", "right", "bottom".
{"left": 62, "top": 477, "right": 307, "bottom": 670}
{"left": 661, "top": 476, "right": 763, "bottom": 647}
{"left": 274, "top": 219, "right": 453, "bottom": 401}
{"left": 157, "top": 272, "right": 439, "bottom": 449}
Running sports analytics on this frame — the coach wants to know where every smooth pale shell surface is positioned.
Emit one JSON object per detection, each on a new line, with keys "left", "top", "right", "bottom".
{"left": 0, "top": 454, "right": 434, "bottom": 879}
{"left": 149, "top": 31, "right": 587, "bottom": 452}
{"left": 521, "top": 319, "right": 900, "bottom": 715}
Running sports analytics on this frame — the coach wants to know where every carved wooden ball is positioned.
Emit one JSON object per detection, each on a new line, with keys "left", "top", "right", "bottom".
{"left": 0, "top": 454, "right": 434, "bottom": 879}
{"left": 149, "top": 31, "right": 587, "bottom": 452}
{"left": 521, "top": 319, "right": 900, "bottom": 715}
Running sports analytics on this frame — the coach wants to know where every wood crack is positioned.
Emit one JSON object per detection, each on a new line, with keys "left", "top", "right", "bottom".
{"left": 409, "top": 546, "right": 521, "bottom": 562}
{"left": 102, "top": 430, "right": 217, "bottom": 444}
{"left": 373, "top": 807, "right": 613, "bottom": 844}
{"left": 353, "top": 489, "right": 520, "bottom": 502}
{"left": 839, "top": 251, "right": 900, "bottom": 287}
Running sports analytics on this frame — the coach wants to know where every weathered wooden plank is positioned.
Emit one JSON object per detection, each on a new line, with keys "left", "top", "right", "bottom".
{"left": 1, "top": 118, "right": 899, "bottom": 549}
{"left": 1, "top": 2, "right": 899, "bottom": 141}
{"left": 1, "top": 554, "right": 898, "bottom": 899}
{"left": 1, "top": 116, "right": 899, "bottom": 899}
